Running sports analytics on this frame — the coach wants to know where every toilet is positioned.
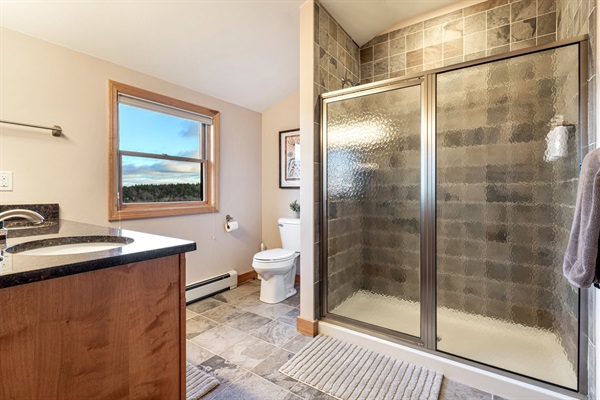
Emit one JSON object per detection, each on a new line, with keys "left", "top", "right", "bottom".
{"left": 252, "top": 217, "right": 300, "bottom": 303}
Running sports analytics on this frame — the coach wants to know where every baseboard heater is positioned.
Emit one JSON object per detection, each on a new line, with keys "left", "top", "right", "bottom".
{"left": 185, "top": 270, "right": 238, "bottom": 304}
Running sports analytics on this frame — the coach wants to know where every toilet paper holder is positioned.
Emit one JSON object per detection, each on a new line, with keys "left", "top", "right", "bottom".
{"left": 224, "top": 215, "right": 239, "bottom": 233}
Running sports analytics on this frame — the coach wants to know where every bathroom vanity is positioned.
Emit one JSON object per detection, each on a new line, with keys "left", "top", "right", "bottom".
{"left": 0, "top": 220, "right": 196, "bottom": 400}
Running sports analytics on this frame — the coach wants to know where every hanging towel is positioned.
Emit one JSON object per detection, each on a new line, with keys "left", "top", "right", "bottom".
{"left": 544, "top": 126, "right": 569, "bottom": 162}
{"left": 563, "top": 148, "right": 600, "bottom": 288}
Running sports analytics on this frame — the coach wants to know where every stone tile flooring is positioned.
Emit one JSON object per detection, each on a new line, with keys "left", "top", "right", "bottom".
{"left": 186, "top": 279, "right": 504, "bottom": 399}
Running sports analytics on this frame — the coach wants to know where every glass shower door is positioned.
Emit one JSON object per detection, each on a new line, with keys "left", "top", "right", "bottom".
{"left": 324, "top": 82, "right": 423, "bottom": 338}
{"left": 435, "top": 44, "right": 580, "bottom": 389}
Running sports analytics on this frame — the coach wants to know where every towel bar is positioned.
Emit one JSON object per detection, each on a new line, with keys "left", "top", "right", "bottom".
{"left": 0, "top": 120, "right": 62, "bottom": 137}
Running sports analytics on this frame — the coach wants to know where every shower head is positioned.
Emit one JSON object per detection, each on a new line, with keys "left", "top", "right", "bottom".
{"left": 341, "top": 77, "right": 359, "bottom": 88}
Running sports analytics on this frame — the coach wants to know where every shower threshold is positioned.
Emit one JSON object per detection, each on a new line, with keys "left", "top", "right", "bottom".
{"left": 330, "top": 290, "right": 576, "bottom": 389}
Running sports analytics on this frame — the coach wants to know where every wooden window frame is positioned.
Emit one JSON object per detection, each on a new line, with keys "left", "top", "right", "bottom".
{"left": 108, "top": 81, "right": 219, "bottom": 221}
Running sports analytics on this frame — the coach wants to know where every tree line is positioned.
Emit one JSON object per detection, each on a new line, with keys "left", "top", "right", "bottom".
{"left": 122, "top": 182, "right": 203, "bottom": 203}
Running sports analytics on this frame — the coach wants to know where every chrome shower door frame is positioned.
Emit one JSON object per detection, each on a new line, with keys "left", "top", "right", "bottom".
{"left": 320, "top": 35, "right": 589, "bottom": 397}
{"left": 321, "top": 77, "right": 428, "bottom": 346}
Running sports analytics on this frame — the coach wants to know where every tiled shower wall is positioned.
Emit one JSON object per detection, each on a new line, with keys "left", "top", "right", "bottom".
{"left": 434, "top": 46, "right": 581, "bottom": 369}
{"left": 315, "top": 0, "right": 597, "bottom": 393}
{"left": 359, "top": 0, "right": 559, "bottom": 84}
{"left": 318, "top": 0, "right": 595, "bottom": 350}
{"left": 556, "top": 0, "right": 597, "bottom": 397}
{"left": 557, "top": 0, "right": 597, "bottom": 146}
{"left": 318, "top": 0, "right": 562, "bottom": 312}
{"left": 326, "top": 201, "right": 363, "bottom": 310}
{"left": 327, "top": 86, "right": 423, "bottom": 309}
{"left": 322, "top": 0, "right": 584, "bottom": 313}
{"left": 314, "top": 1, "right": 359, "bottom": 94}
{"left": 313, "top": 0, "right": 360, "bottom": 316}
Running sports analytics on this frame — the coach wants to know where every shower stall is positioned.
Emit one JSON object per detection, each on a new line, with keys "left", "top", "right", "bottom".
{"left": 321, "top": 37, "right": 588, "bottom": 394}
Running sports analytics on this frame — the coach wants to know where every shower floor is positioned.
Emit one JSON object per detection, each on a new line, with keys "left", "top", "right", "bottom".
{"left": 330, "top": 290, "right": 577, "bottom": 389}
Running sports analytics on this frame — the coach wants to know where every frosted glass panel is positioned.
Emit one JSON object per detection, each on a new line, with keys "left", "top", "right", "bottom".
{"left": 325, "top": 84, "right": 422, "bottom": 337}
{"left": 436, "top": 44, "right": 579, "bottom": 389}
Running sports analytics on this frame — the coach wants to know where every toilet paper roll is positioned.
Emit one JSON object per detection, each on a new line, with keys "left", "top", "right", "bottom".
{"left": 225, "top": 220, "right": 239, "bottom": 232}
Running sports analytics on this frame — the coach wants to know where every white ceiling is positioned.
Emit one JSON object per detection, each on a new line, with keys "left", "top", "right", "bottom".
{"left": 0, "top": 0, "right": 467, "bottom": 113}
{"left": 321, "top": 0, "right": 474, "bottom": 46}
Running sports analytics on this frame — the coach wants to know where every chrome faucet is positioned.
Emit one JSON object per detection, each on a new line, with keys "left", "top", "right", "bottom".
{"left": 0, "top": 209, "right": 45, "bottom": 249}
{"left": 0, "top": 209, "right": 45, "bottom": 229}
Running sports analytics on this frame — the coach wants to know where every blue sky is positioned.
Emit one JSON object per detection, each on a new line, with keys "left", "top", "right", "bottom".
{"left": 119, "top": 104, "right": 202, "bottom": 186}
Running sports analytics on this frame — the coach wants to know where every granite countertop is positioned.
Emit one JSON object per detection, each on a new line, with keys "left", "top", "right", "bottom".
{"left": 0, "top": 220, "right": 196, "bottom": 288}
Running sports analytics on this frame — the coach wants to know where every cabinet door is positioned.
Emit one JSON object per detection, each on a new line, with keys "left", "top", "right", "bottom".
{"left": 0, "top": 255, "right": 184, "bottom": 400}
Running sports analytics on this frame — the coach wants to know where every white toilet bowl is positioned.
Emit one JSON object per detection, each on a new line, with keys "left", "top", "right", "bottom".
{"left": 252, "top": 248, "right": 298, "bottom": 304}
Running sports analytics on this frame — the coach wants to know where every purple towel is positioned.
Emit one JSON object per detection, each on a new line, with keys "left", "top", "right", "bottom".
{"left": 563, "top": 148, "right": 600, "bottom": 288}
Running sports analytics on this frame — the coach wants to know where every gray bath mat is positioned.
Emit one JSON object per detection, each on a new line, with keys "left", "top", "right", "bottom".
{"left": 186, "top": 362, "right": 219, "bottom": 399}
{"left": 279, "top": 335, "right": 443, "bottom": 400}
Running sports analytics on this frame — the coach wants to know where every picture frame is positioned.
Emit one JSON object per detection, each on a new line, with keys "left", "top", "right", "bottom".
{"left": 279, "top": 129, "right": 300, "bottom": 189}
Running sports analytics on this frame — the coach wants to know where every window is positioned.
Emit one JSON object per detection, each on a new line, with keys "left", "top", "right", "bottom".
{"left": 108, "top": 81, "right": 219, "bottom": 221}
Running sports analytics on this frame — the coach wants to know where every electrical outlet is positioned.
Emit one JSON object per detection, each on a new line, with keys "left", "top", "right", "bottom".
{"left": 0, "top": 171, "right": 13, "bottom": 191}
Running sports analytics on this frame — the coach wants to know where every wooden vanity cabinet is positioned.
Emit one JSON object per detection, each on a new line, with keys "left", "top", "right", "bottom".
{"left": 0, "top": 254, "right": 186, "bottom": 400}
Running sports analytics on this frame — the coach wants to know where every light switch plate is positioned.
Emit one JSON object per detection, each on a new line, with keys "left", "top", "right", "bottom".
{"left": 0, "top": 171, "right": 13, "bottom": 191}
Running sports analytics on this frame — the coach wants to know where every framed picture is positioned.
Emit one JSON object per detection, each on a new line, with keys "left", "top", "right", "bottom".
{"left": 279, "top": 129, "right": 300, "bottom": 189}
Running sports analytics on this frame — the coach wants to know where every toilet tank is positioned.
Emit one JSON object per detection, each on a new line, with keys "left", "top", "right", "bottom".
{"left": 278, "top": 217, "right": 301, "bottom": 252}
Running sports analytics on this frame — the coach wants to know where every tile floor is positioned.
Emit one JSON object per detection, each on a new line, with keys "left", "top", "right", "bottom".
{"left": 186, "top": 279, "right": 505, "bottom": 400}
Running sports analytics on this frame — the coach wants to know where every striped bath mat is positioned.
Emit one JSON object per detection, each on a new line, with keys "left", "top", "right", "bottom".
{"left": 279, "top": 335, "right": 443, "bottom": 400}
{"left": 186, "top": 362, "right": 219, "bottom": 399}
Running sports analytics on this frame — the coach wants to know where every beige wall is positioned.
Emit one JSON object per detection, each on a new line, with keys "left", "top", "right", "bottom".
{"left": 0, "top": 28, "right": 262, "bottom": 285}
{"left": 261, "top": 90, "right": 300, "bottom": 249}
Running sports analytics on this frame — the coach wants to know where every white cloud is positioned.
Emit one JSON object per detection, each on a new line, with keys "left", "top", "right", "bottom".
{"left": 179, "top": 120, "right": 199, "bottom": 138}
{"left": 122, "top": 158, "right": 200, "bottom": 186}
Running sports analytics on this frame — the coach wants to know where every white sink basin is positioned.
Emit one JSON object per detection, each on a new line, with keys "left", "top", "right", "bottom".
{"left": 5, "top": 236, "right": 134, "bottom": 256}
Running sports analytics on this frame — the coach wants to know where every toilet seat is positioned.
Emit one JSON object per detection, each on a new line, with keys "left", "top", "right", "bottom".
{"left": 253, "top": 248, "right": 296, "bottom": 263}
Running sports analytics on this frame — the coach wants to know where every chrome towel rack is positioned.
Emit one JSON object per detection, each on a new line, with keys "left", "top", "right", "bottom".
{"left": 0, "top": 120, "right": 62, "bottom": 137}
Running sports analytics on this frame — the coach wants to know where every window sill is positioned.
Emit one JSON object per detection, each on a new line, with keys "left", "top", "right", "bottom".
{"left": 108, "top": 203, "right": 218, "bottom": 221}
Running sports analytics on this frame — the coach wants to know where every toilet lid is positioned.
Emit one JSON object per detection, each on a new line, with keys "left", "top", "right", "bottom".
{"left": 254, "top": 248, "right": 296, "bottom": 262}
